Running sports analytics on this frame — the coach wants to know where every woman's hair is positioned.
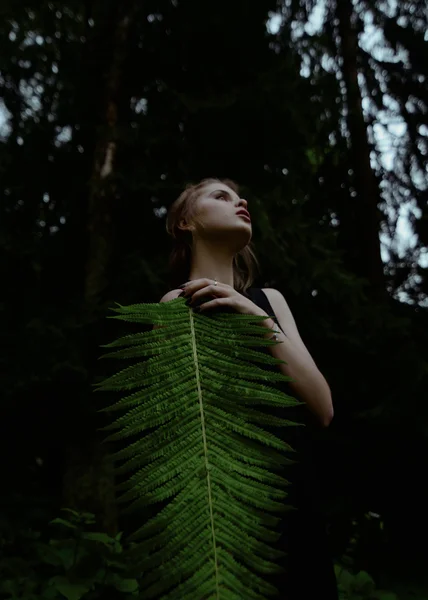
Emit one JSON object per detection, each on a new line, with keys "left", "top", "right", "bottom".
{"left": 165, "top": 177, "right": 260, "bottom": 294}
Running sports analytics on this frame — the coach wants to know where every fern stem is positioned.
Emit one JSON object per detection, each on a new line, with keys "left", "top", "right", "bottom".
{"left": 189, "top": 309, "right": 221, "bottom": 599}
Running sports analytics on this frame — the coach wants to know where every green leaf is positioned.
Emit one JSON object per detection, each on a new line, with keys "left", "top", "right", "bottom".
{"left": 81, "top": 532, "right": 113, "bottom": 546}
{"left": 334, "top": 564, "right": 354, "bottom": 594}
{"left": 50, "top": 518, "right": 77, "bottom": 529}
{"left": 114, "top": 578, "right": 139, "bottom": 593}
{"left": 113, "top": 541, "right": 123, "bottom": 554}
{"left": 50, "top": 577, "right": 92, "bottom": 600}
{"left": 79, "top": 512, "right": 96, "bottom": 524}
{"left": 36, "top": 541, "right": 64, "bottom": 567}
{"left": 60, "top": 509, "right": 80, "bottom": 518}
{"left": 93, "top": 568, "right": 107, "bottom": 583}
{"left": 58, "top": 549, "right": 77, "bottom": 571}
{"left": 42, "top": 584, "right": 62, "bottom": 599}
{"left": 353, "top": 570, "right": 375, "bottom": 594}
{"left": 47, "top": 541, "right": 88, "bottom": 570}
{"left": 372, "top": 592, "right": 398, "bottom": 600}
{"left": 96, "top": 300, "right": 304, "bottom": 598}
{"left": 105, "top": 558, "right": 127, "bottom": 569}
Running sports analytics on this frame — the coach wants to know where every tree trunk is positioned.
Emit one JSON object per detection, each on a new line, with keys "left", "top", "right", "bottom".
{"left": 62, "top": 2, "right": 137, "bottom": 535}
{"left": 84, "top": 5, "right": 136, "bottom": 309}
{"left": 336, "top": 0, "right": 386, "bottom": 299}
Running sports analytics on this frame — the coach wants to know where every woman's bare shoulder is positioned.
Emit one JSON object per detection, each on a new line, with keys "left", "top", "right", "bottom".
{"left": 159, "top": 289, "right": 183, "bottom": 303}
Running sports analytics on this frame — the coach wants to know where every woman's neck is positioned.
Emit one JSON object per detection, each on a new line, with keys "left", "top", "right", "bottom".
{"left": 187, "top": 240, "right": 235, "bottom": 288}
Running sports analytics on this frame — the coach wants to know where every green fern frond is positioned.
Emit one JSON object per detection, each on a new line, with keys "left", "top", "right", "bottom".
{"left": 95, "top": 297, "right": 305, "bottom": 599}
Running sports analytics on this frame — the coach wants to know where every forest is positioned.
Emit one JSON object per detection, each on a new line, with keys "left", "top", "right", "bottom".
{"left": 0, "top": 0, "right": 427, "bottom": 599}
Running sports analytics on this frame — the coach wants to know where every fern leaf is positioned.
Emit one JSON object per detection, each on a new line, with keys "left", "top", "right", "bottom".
{"left": 96, "top": 297, "right": 305, "bottom": 599}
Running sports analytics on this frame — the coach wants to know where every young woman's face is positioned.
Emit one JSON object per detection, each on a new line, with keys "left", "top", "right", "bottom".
{"left": 187, "top": 182, "right": 252, "bottom": 245}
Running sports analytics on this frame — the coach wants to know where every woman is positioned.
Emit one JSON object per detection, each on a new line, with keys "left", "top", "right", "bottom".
{"left": 162, "top": 177, "right": 338, "bottom": 599}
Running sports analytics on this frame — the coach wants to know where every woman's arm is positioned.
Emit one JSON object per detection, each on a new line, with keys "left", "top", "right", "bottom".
{"left": 259, "top": 288, "right": 334, "bottom": 428}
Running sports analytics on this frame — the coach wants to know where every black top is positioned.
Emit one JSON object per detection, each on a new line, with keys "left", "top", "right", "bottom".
{"left": 244, "top": 287, "right": 320, "bottom": 510}
{"left": 244, "top": 287, "right": 338, "bottom": 599}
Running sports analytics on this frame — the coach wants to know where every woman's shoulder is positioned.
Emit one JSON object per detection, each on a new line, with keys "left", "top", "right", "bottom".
{"left": 159, "top": 289, "right": 182, "bottom": 302}
{"left": 259, "top": 287, "right": 280, "bottom": 302}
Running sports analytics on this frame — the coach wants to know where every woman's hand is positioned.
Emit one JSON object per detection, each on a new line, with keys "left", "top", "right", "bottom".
{"left": 179, "top": 278, "right": 264, "bottom": 317}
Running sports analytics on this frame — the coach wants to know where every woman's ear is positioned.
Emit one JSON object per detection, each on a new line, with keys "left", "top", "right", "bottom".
{"left": 179, "top": 218, "right": 194, "bottom": 233}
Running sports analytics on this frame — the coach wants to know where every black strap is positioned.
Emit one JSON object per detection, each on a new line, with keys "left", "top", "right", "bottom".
{"left": 246, "top": 288, "right": 286, "bottom": 336}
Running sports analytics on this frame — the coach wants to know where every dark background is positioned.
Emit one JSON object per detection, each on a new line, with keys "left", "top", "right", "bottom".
{"left": 1, "top": 0, "right": 427, "bottom": 598}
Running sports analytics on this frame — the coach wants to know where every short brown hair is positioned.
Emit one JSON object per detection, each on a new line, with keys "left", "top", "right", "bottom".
{"left": 165, "top": 177, "right": 260, "bottom": 293}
